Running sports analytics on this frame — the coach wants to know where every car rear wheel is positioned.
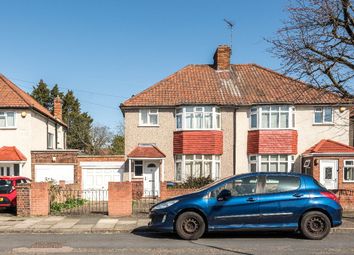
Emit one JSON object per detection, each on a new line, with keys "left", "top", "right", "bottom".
{"left": 175, "top": 211, "right": 205, "bottom": 240}
{"left": 300, "top": 211, "right": 331, "bottom": 240}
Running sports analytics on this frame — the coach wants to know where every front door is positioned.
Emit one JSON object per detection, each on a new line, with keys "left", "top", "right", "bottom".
{"left": 143, "top": 163, "right": 159, "bottom": 197}
{"left": 320, "top": 160, "right": 338, "bottom": 190}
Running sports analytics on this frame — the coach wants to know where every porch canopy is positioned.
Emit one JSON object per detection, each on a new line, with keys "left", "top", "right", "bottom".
{"left": 0, "top": 146, "right": 27, "bottom": 162}
{"left": 303, "top": 139, "right": 354, "bottom": 156}
{"left": 127, "top": 144, "right": 166, "bottom": 182}
{"left": 0, "top": 146, "right": 27, "bottom": 176}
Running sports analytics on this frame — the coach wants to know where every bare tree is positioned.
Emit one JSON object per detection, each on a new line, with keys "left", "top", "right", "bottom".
{"left": 89, "top": 124, "right": 113, "bottom": 155}
{"left": 269, "top": 0, "right": 354, "bottom": 98}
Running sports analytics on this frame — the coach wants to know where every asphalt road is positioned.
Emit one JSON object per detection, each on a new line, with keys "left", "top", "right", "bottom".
{"left": 0, "top": 231, "right": 353, "bottom": 255}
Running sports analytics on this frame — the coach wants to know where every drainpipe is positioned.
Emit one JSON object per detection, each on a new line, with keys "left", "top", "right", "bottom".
{"left": 233, "top": 107, "right": 237, "bottom": 175}
{"left": 55, "top": 123, "right": 58, "bottom": 149}
{"left": 46, "top": 120, "right": 49, "bottom": 149}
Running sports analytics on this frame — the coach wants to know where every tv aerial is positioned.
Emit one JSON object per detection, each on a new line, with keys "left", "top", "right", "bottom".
{"left": 223, "top": 18, "right": 235, "bottom": 53}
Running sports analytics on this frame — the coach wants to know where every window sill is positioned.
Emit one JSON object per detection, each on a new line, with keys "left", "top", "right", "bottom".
{"left": 249, "top": 128, "right": 296, "bottom": 131}
{"left": 0, "top": 127, "right": 17, "bottom": 130}
{"left": 342, "top": 180, "right": 354, "bottom": 183}
{"left": 138, "top": 125, "right": 160, "bottom": 128}
{"left": 132, "top": 176, "right": 143, "bottom": 179}
{"left": 312, "top": 123, "right": 335, "bottom": 126}
{"left": 175, "top": 128, "right": 222, "bottom": 131}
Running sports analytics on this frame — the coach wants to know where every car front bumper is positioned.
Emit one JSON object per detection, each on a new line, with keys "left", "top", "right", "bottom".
{"left": 148, "top": 210, "right": 175, "bottom": 232}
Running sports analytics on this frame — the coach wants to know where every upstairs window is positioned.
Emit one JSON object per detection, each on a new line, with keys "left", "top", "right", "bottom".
{"left": 0, "top": 112, "right": 15, "bottom": 128}
{"left": 139, "top": 109, "right": 159, "bottom": 126}
{"left": 314, "top": 107, "right": 333, "bottom": 124}
{"left": 250, "top": 106, "right": 294, "bottom": 129}
{"left": 175, "top": 106, "right": 221, "bottom": 130}
{"left": 47, "top": 133, "right": 54, "bottom": 149}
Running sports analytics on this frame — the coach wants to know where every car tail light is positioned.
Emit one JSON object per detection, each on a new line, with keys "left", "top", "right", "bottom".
{"left": 320, "top": 191, "right": 339, "bottom": 202}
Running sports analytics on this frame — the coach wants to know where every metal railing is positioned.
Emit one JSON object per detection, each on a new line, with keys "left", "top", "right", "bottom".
{"left": 49, "top": 189, "right": 108, "bottom": 215}
{"left": 132, "top": 190, "right": 160, "bottom": 215}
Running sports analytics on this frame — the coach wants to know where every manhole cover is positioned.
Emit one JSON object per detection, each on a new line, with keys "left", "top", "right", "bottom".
{"left": 31, "top": 242, "right": 63, "bottom": 248}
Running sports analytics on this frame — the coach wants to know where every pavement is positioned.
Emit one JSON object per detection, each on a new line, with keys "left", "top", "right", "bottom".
{"left": 0, "top": 211, "right": 353, "bottom": 234}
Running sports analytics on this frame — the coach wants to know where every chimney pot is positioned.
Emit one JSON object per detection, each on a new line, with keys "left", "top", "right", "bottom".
{"left": 53, "top": 95, "right": 63, "bottom": 120}
{"left": 213, "top": 45, "right": 231, "bottom": 70}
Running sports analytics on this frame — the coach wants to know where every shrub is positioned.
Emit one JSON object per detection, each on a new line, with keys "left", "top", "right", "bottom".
{"left": 172, "top": 176, "right": 214, "bottom": 189}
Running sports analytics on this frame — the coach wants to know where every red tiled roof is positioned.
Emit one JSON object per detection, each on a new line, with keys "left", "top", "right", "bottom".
{"left": 0, "top": 74, "right": 66, "bottom": 127}
{"left": 127, "top": 145, "right": 166, "bottom": 158}
{"left": 304, "top": 139, "right": 354, "bottom": 154}
{"left": 121, "top": 64, "right": 352, "bottom": 107}
{"left": 0, "top": 146, "right": 27, "bottom": 161}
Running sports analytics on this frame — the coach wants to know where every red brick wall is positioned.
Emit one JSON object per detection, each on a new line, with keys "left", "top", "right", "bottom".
{"left": 247, "top": 130, "right": 298, "bottom": 154}
{"left": 108, "top": 182, "right": 132, "bottom": 216}
{"left": 16, "top": 182, "right": 49, "bottom": 216}
{"left": 160, "top": 182, "right": 197, "bottom": 200}
{"left": 132, "top": 180, "right": 144, "bottom": 199}
{"left": 16, "top": 184, "right": 31, "bottom": 216}
{"left": 174, "top": 131, "right": 223, "bottom": 155}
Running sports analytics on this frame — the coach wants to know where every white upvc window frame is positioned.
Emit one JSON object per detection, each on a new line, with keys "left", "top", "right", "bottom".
{"left": 47, "top": 132, "right": 54, "bottom": 149}
{"left": 248, "top": 154, "right": 294, "bottom": 173}
{"left": 0, "top": 112, "right": 16, "bottom": 129}
{"left": 139, "top": 109, "right": 159, "bottom": 126}
{"left": 249, "top": 105, "right": 295, "bottom": 130}
{"left": 174, "top": 154, "right": 221, "bottom": 181}
{"left": 175, "top": 106, "right": 221, "bottom": 131}
{"left": 313, "top": 106, "right": 333, "bottom": 124}
{"left": 343, "top": 160, "right": 354, "bottom": 183}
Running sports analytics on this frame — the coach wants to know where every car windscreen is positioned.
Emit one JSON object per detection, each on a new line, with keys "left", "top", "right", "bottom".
{"left": 0, "top": 180, "right": 12, "bottom": 194}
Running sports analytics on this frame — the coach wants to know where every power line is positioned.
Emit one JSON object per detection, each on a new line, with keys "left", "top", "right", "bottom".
{"left": 9, "top": 76, "right": 129, "bottom": 99}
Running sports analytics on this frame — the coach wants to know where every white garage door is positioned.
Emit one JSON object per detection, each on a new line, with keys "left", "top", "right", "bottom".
{"left": 35, "top": 164, "right": 74, "bottom": 184}
{"left": 82, "top": 168, "right": 122, "bottom": 190}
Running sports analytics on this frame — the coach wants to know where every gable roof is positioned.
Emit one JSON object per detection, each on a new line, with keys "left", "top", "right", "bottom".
{"left": 0, "top": 146, "right": 27, "bottom": 161}
{"left": 304, "top": 139, "right": 354, "bottom": 154}
{"left": 127, "top": 145, "right": 166, "bottom": 158}
{"left": 121, "top": 64, "right": 352, "bottom": 108}
{"left": 0, "top": 74, "right": 66, "bottom": 127}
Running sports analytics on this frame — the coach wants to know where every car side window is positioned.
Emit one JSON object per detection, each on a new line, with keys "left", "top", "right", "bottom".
{"left": 263, "top": 176, "right": 300, "bottom": 194}
{"left": 211, "top": 176, "right": 258, "bottom": 198}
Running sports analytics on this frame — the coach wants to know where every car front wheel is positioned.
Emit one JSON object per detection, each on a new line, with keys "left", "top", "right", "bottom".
{"left": 300, "top": 211, "right": 331, "bottom": 240}
{"left": 175, "top": 211, "right": 205, "bottom": 240}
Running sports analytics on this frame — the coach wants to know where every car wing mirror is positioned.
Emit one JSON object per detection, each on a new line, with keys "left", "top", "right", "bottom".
{"left": 217, "top": 189, "right": 231, "bottom": 201}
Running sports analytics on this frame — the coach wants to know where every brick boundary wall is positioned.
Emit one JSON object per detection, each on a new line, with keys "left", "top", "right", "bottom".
{"left": 108, "top": 182, "right": 132, "bottom": 217}
{"left": 160, "top": 182, "right": 197, "bottom": 200}
{"left": 132, "top": 180, "right": 144, "bottom": 200}
{"left": 16, "top": 182, "right": 49, "bottom": 216}
{"left": 333, "top": 190, "right": 354, "bottom": 210}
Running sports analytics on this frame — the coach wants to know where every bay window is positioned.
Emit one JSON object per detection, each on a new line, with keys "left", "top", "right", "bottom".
{"left": 250, "top": 106, "right": 295, "bottom": 129}
{"left": 249, "top": 154, "right": 294, "bottom": 172}
{"left": 175, "top": 154, "right": 221, "bottom": 181}
{"left": 0, "top": 112, "right": 15, "bottom": 128}
{"left": 314, "top": 107, "right": 333, "bottom": 124}
{"left": 176, "top": 106, "right": 221, "bottom": 130}
{"left": 139, "top": 109, "right": 159, "bottom": 126}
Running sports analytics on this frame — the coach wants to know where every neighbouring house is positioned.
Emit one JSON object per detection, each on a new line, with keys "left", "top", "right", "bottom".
{"left": 0, "top": 74, "right": 125, "bottom": 191}
{"left": 120, "top": 45, "right": 353, "bottom": 196}
{"left": 0, "top": 74, "right": 67, "bottom": 178}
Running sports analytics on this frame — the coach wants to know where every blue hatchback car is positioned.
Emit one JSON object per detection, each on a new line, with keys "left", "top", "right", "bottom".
{"left": 149, "top": 172, "right": 342, "bottom": 240}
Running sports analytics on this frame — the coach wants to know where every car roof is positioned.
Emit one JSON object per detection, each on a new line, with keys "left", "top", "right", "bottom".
{"left": 0, "top": 176, "right": 31, "bottom": 180}
{"left": 234, "top": 172, "right": 307, "bottom": 178}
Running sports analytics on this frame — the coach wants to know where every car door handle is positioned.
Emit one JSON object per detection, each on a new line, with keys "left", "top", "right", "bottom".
{"left": 293, "top": 193, "right": 304, "bottom": 198}
{"left": 246, "top": 197, "right": 256, "bottom": 202}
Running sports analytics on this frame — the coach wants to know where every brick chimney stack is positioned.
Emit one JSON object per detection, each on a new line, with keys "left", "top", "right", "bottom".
{"left": 53, "top": 95, "right": 62, "bottom": 120}
{"left": 213, "top": 45, "right": 231, "bottom": 70}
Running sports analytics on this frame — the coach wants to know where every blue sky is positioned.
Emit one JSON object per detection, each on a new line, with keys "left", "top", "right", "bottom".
{"left": 0, "top": 0, "right": 289, "bottom": 131}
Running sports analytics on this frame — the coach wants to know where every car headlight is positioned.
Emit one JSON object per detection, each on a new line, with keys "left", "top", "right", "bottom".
{"left": 152, "top": 200, "right": 179, "bottom": 211}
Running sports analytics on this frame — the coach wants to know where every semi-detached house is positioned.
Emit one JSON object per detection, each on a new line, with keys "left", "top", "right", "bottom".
{"left": 120, "top": 45, "right": 353, "bottom": 196}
